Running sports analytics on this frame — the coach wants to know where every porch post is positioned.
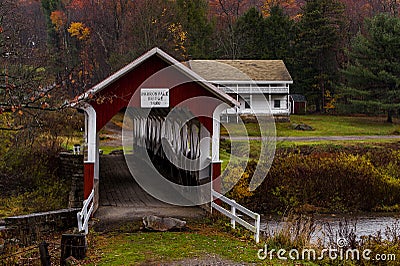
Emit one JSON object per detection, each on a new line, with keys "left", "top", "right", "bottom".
{"left": 211, "top": 105, "right": 226, "bottom": 203}
{"left": 83, "top": 105, "right": 97, "bottom": 199}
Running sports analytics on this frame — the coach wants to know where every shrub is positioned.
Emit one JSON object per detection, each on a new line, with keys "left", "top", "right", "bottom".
{"left": 248, "top": 151, "right": 400, "bottom": 214}
{"left": 264, "top": 213, "right": 317, "bottom": 251}
{"left": 0, "top": 142, "right": 70, "bottom": 217}
{"left": 223, "top": 165, "right": 253, "bottom": 203}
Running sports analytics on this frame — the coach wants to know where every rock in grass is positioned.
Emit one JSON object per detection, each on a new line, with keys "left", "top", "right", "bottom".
{"left": 142, "top": 216, "right": 186, "bottom": 231}
{"left": 291, "top": 123, "right": 314, "bottom": 131}
{"left": 109, "top": 149, "right": 124, "bottom": 155}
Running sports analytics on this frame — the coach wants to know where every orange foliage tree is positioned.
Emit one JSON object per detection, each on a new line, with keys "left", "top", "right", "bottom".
{"left": 50, "top": 10, "right": 67, "bottom": 32}
{"left": 262, "top": 0, "right": 300, "bottom": 17}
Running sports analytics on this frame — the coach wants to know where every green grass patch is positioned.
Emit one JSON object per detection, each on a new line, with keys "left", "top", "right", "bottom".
{"left": 221, "top": 115, "right": 400, "bottom": 137}
{"left": 221, "top": 122, "right": 263, "bottom": 137}
{"left": 99, "top": 145, "right": 133, "bottom": 155}
{"left": 88, "top": 223, "right": 315, "bottom": 265}
{"left": 99, "top": 146, "right": 123, "bottom": 155}
{"left": 277, "top": 115, "right": 400, "bottom": 137}
{"left": 0, "top": 179, "right": 69, "bottom": 218}
{"left": 59, "top": 134, "right": 83, "bottom": 151}
{"left": 275, "top": 138, "right": 400, "bottom": 149}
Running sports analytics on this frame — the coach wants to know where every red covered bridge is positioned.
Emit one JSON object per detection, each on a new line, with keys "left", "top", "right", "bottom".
{"left": 73, "top": 47, "right": 237, "bottom": 217}
{"left": 72, "top": 47, "right": 262, "bottom": 242}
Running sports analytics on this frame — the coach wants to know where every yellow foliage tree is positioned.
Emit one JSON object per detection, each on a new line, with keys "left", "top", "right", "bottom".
{"left": 168, "top": 22, "right": 187, "bottom": 55}
{"left": 67, "top": 22, "right": 90, "bottom": 41}
{"left": 324, "top": 90, "right": 336, "bottom": 112}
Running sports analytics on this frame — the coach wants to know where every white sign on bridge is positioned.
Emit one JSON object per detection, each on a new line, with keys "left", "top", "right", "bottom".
{"left": 141, "top": 88, "right": 169, "bottom": 108}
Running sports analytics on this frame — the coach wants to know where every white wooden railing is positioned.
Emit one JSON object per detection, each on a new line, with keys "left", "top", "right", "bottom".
{"left": 219, "top": 85, "right": 289, "bottom": 94}
{"left": 211, "top": 190, "right": 261, "bottom": 243}
{"left": 77, "top": 188, "right": 94, "bottom": 234}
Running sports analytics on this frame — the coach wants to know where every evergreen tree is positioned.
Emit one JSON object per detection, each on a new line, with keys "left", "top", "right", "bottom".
{"left": 264, "top": 5, "right": 294, "bottom": 60}
{"left": 176, "top": 0, "right": 214, "bottom": 59}
{"left": 234, "top": 7, "right": 266, "bottom": 59}
{"left": 341, "top": 13, "right": 400, "bottom": 122}
{"left": 293, "top": 0, "right": 344, "bottom": 112}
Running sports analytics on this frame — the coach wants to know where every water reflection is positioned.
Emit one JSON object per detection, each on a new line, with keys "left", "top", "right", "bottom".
{"left": 261, "top": 213, "right": 400, "bottom": 244}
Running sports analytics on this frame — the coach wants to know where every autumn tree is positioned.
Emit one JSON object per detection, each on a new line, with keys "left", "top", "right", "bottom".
{"left": 0, "top": 0, "right": 81, "bottom": 138}
{"left": 41, "top": 0, "right": 76, "bottom": 88}
{"left": 41, "top": 0, "right": 64, "bottom": 46}
{"left": 210, "top": 0, "right": 249, "bottom": 58}
{"left": 293, "top": 0, "right": 345, "bottom": 112}
{"left": 40, "top": 0, "right": 108, "bottom": 95}
{"left": 262, "top": 0, "right": 301, "bottom": 17}
{"left": 341, "top": 13, "right": 400, "bottom": 122}
{"left": 366, "top": 0, "right": 400, "bottom": 16}
{"left": 1, "top": 1, "right": 55, "bottom": 132}
{"left": 120, "top": 0, "right": 188, "bottom": 60}
{"left": 0, "top": 6, "right": 80, "bottom": 204}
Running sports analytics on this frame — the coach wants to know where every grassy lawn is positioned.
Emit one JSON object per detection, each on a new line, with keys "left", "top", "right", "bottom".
{"left": 99, "top": 146, "right": 122, "bottom": 154}
{"left": 91, "top": 115, "right": 400, "bottom": 155}
{"left": 219, "top": 138, "right": 400, "bottom": 171}
{"left": 278, "top": 115, "right": 400, "bottom": 136}
{"left": 86, "top": 222, "right": 317, "bottom": 266}
{"left": 275, "top": 138, "right": 400, "bottom": 148}
{"left": 221, "top": 115, "right": 400, "bottom": 137}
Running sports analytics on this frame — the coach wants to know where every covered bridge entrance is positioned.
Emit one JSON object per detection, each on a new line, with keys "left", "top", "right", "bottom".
{"left": 95, "top": 154, "right": 204, "bottom": 225}
{"left": 74, "top": 48, "right": 239, "bottom": 226}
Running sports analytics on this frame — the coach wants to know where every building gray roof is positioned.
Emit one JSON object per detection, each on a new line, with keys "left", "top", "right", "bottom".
{"left": 290, "top": 94, "right": 307, "bottom": 102}
{"left": 188, "top": 60, "right": 293, "bottom": 82}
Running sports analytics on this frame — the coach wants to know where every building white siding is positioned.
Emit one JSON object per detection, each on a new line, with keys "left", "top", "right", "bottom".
{"left": 270, "top": 95, "right": 290, "bottom": 115}
{"left": 217, "top": 83, "right": 290, "bottom": 116}
{"left": 251, "top": 94, "right": 270, "bottom": 113}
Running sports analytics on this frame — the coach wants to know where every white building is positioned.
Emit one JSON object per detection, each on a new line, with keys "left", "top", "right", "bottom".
{"left": 188, "top": 60, "right": 293, "bottom": 120}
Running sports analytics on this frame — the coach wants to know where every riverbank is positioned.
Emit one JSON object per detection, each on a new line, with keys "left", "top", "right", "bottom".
{"left": 221, "top": 141, "right": 400, "bottom": 215}
{"left": 80, "top": 214, "right": 400, "bottom": 265}
{"left": 0, "top": 217, "right": 294, "bottom": 265}
{"left": 2, "top": 212, "right": 399, "bottom": 265}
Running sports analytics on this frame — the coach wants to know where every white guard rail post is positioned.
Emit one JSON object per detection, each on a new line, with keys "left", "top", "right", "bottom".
{"left": 77, "top": 188, "right": 95, "bottom": 234}
{"left": 211, "top": 190, "right": 260, "bottom": 243}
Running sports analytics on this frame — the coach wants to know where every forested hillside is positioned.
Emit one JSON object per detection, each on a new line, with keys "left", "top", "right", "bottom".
{"left": 1, "top": 0, "right": 399, "bottom": 118}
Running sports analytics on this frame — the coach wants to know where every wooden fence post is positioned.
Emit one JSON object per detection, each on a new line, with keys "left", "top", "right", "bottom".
{"left": 60, "top": 234, "right": 87, "bottom": 266}
{"left": 39, "top": 241, "right": 51, "bottom": 266}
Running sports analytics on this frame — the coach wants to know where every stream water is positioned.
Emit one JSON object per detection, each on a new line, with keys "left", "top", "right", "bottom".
{"left": 261, "top": 213, "right": 400, "bottom": 244}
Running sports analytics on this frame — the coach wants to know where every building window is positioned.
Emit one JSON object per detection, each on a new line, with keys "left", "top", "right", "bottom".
{"left": 274, "top": 100, "right": 281, "bottom": 108}
{"left": 243, "top": 95, "right": 251, "bottom": 109}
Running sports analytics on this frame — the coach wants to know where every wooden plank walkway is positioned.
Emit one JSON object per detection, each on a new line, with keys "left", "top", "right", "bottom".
{"left": 95, "top": 154, "right": 204, "bottom": 225}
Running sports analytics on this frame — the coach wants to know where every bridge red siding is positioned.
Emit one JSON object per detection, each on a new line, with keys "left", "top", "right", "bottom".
{"left": 84, "top": 163, "right": 94, "bottom": 199}
{"left": 90, "top": 56, "right": 170, "bottom": 131}
{"left": 170, "top": 83, "right": 219, "bottom": 133}
{"left": 90, "top": 55, "right": 221, "bottom": 134}
{"left": 212, "top": 162, "right": 222, "bottom": 205}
